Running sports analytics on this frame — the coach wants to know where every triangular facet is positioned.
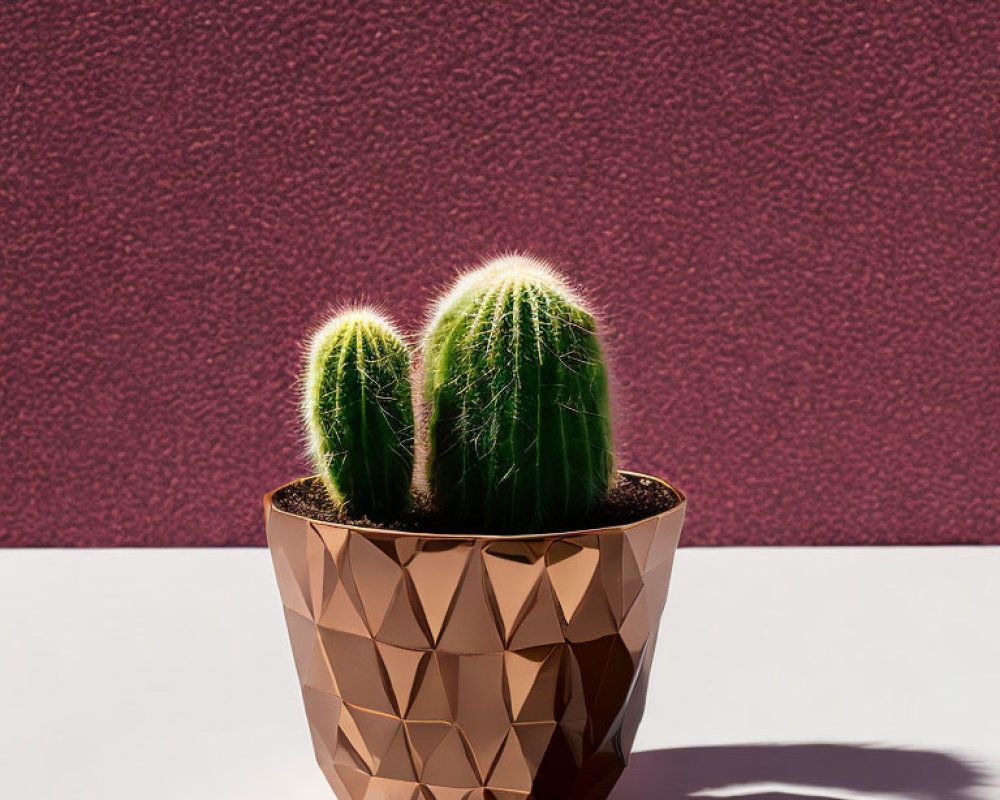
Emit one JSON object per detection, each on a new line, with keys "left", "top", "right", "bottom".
{"left": 375, "top": 726, "right": 418, "bottom": 780}
{"left": 377, "top": 578, "right": 433, "bottom": 649}
{"left": 455, "top": 653, "right": 509, "bottom": 777}
{"left": 508, "top": 575, "right": 564, "bottom": 650}
{"left": 332, "top": 715, "right": 370, "bottom": 770}
{"left": 334, "top": 763, "right": 373, "bottom": 799}
{"left": 375, "top": 642, "right": 428, "bottom": 716}
{"left": 407, "top": 651, "right": 456, "bottom": 721}
{"left": 584, "top": 634, "right": 636, "bottom": 748}
{"left": 318, "top": 579, "right": 371, "bottom": 637}
{"left": 505, "top": 646, "right": 561, "bottom": 723}
{"left": 407, "top": 543, "right": 471, "bottom": 643}
{"left": 483, "top": 541, "right": 546, "bottom": 643}
{"left": 619, "top": 536, "right": 645, "bottom": 624}
{"left": 320, "top": 628, "right": 395, "bottom": 715}
{"left": 644, "top": 516, "right": 680, "bottom": 571}
{"left": 626, "top": 517, "right": 658, "bottom": 571}
{"left": 593, "top": 534, "right": 623, "bottom": 623}
{"left": 269, "top": 520, "right": 312, "bottom": 618}
{"left": 283, "top": 607, "right": 320, "bottom": 683}
{"left": 338, "top": 703, "right": 377, "bottom": 773}
{"left": 563, "top": 581, "right": 617, "bottom": 642}
{"left": 512, "top": 722, "right": 557, "bottom": 774}
{"left": 302, "top": 685, "right": 342, "bottom": 767}
{"left": 619, "top": 592, "right": 650, "bottom": 664}
{"left": 394, "top": 537, "right": 419, "bottom": 567}
{"left": 303, "top": 633, "right": 339, "bottom": 695}
{"left": 420, "top": 725, "right": 479, "bottom": 787}
{"left": 316, "top": 523, "right": 350, "bottom": 566}
{"left": 437, "top": 554, "right": 504, "bottom": 654}
{"left": 504, "top": 646, "right": 556, "bottom": 721}
{"left": 348, "top": 532, "right": 404, "bottom": 632}
{"left": 403, "top": 720, "right": 450, "bottom": 772}
{"left": 306, "top": 523, "right": 338, "bottom": 619}
{"left": 641, "top": 557, "right": 676, "bottom": 623}
{"left": 567, "top": 635, "right": 616, "bottom": 710}
{"left": 486, "top": 730, "right": 534, "bottom": 792}
{"left": 347, "top": 703, "right": 403, "bottom": 775}
{"left": 546, "top": 539, "right": 600, "bottom": 624}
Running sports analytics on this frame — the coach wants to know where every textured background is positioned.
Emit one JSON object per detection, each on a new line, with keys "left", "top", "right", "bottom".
{"left": 2, "top": 1, "right": 997, "bottom": 547}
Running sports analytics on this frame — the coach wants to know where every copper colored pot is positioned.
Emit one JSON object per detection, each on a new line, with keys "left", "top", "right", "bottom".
{"left": 265, "top": 472, "right": 686, "bottom": 800}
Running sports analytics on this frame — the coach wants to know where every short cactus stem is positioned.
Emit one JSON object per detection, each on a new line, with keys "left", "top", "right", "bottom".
{"left": 423, "top": 255, "right": 614, "bottom": 533}
{"left": 303, "top": 309, "right": 414, "bottom": 520}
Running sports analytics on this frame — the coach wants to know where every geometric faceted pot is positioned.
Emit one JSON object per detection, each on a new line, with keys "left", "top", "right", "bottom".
{"left": 265, "top": 471, "right": 686, "bottom": 800}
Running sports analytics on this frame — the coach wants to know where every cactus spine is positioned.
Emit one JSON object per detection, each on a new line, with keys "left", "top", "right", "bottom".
{"left": 303, "top": 310, "right": 414, "bottom": 520}
{"left": 423, "top": 255, "right": 614, "bottom": 533}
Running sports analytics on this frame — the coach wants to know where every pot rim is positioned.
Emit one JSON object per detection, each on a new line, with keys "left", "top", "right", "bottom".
{"left": 264, "top": 470, "right": 686, "bottom": 542}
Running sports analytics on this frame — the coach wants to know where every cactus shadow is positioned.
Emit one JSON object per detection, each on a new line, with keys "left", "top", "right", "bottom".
{"left": 611, "top": 743, "right": 989, "bottom": 800}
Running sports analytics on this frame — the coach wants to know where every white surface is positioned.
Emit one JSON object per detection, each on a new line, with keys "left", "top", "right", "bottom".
{"left": 1, "top": 547, "right": 997, "bottom": 799}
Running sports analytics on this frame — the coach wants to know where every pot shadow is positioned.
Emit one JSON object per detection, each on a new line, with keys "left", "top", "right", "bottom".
{"left": 610, "top": 743, "right": 989, "bottom": 800}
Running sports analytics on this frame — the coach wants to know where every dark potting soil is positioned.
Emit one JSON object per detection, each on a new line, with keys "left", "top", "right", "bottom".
{"left": 272, "top": 472, "right": 680, "bottom": 535}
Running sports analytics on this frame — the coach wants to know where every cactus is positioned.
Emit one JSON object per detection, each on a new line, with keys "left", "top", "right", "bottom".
{"left": 423, "top": 255, "right": 614, "bottom": 533}
{"left": 303, "top": 309, "right": 414, "bottom": 520}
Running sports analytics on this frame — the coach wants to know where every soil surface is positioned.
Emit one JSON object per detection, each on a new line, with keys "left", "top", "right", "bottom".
{"left": 272, "top": 472, "right": 680, "bottom": 535}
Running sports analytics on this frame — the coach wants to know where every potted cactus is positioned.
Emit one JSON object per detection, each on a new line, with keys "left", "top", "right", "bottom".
{"left": 265, "top": 255, "right": 687, "bottom": 800}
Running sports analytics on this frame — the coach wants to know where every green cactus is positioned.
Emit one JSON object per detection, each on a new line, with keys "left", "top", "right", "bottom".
{"left": 423, "top": 255, "right": 614, "bottom": 533}
{"left": 303, "top": 309, "right": 414, "bottom": 520}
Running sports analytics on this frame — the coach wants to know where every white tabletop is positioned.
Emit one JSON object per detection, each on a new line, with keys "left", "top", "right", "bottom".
{"left": 1, "top": 546, "right": 997, "bottom": 800}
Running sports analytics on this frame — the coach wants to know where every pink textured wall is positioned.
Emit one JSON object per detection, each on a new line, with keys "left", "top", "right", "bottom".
{"left": 2, "top": 1, "right": 997, "bottom": 547}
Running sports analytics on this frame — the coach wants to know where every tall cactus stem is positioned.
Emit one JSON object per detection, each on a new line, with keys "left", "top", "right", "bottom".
{"left": 423, "top": 255, "right": 614, "bottom": 533}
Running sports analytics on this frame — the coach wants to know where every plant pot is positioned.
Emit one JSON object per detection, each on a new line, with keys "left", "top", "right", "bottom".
{"left": 265, "top": 471, "right": 686, "bottom": 800}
